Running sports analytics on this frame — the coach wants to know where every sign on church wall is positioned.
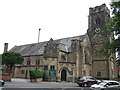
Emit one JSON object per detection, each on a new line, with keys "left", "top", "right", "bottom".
{"left": 49, "top": 70, "right": 56, "bottom": 77}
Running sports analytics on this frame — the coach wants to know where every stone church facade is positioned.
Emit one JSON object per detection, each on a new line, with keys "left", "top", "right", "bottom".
{"left": 9, "top": 4, "right": 118, "bottom": 81}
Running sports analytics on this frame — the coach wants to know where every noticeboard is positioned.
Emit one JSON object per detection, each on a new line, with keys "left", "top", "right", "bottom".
{"left": 69, "top": 71, "right": 73, "bottom": 75}
{"left": 49, "top": 70, "right": 56, "bottom": 77}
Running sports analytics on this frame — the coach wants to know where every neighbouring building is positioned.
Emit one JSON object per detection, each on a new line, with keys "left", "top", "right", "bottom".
{"left": 118, "top": 34, "right": 120, "bottom": 76}
{"left": 9, "top": 4, "right": 118, "bottom": 81}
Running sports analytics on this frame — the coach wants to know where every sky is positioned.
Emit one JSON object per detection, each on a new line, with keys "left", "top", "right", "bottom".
{"left": 0, "top": 0, "right": 111, "bottom": 54}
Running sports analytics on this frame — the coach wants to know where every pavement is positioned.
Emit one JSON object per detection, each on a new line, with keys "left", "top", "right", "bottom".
{"left": 2, "top": 78, "right": 90, "bottom": 90}
{"left": 11, "top": 78, "right": 30, "bottom": 83}
{"left": 5, "top": 78, "right": 79, "bottom": 87}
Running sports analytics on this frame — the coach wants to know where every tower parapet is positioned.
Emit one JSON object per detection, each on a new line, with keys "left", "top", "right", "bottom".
{"left": 89, "top": 4, "right": 110, "bottom": 15}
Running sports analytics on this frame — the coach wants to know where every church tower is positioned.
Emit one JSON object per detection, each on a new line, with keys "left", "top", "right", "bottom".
{"left": 87, "top": 4, "right": 118, "bottom": 79}
{"left": 88, "top": 4, "right": 110, "bottom": 43}
{"left": 88, "top": 4, "right": 110, "bottom": 60}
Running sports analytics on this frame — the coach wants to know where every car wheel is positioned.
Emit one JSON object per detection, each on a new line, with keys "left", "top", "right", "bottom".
{"left": 83, "top": 83, "right": 88, "bottom": 87}
{"left": 78, "top": 84, "right": 82, "bottom": 87}
{"left": 77, "top": 84, "right": 82, "bottom": 87}
{"left": 2, "top": 82, "right": 4, "bottom": 86}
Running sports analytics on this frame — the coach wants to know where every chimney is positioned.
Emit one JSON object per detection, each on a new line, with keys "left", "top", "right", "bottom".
{"left": 4, "top": 43, "right": 8, "bottom": 53}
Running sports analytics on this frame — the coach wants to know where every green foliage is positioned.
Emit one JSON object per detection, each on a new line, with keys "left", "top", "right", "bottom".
{"left": 110, "top": 1, "right": 120, "bottom": 35}
{"left": 102, "top": 2, "right": 120, "bottom": 50}
{"left": 110, "top": 2, "right": 120, "bottom": 65}
{"left": 99, "top": 41, "right": 111, "bottom": 56}
{"left": 2, "top": 52, "right": 23, "bottom": 65}
{"left": 99, "top": 38, "right": 120, "bottom": 57}
{"left": 2, "top": 52, "right": 24, "bottom": 72}
{"left": 116, "top": 59, "right": 120, "bottom": 66}
{"left": 29, "top": 69, "right": 45, "bottom": 79}
{"left": 101, "top": 1, "right": 120, "bottom": 65}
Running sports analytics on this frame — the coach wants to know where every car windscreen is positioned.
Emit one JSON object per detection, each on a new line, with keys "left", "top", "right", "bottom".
{"left": 98, "top": 82, "right": 107, "bottom": 86}
{"left": 86, "top": 77, "right": 96, "bottom": 80}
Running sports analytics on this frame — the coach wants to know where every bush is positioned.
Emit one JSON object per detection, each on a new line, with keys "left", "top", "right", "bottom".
{"left": 29, "top": 69, "right": 44, "bottom": 79}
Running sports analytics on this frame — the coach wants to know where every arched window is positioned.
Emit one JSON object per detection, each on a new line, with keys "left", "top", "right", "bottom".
{"left": 26, "top": 57, "right": 30, "bottom": 65}
{"left": 36, "top": 60, "right": 40, "bottom": 65}
{"left": 27, "top": 60, "right": 30, "bottom": 65}
{"left": 95, "top": 17, "right": 101, "bottom": 25}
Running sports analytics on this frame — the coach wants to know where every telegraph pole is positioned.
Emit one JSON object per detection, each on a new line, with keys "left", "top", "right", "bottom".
{"left": 38, "top": 28, "right": 41, "bottom": 43}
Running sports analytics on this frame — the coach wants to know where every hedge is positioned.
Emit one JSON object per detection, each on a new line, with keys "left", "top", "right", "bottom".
{"left": 29, "top": 69, "right": 44, "bottom": 79}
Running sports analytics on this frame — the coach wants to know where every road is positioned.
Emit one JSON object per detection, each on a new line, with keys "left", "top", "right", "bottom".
{"left": 1, "top": 78, "right": 91, "bottom": 90}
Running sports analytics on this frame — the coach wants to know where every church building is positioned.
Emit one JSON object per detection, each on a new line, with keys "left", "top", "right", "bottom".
{"left": 9, "top": 4, "right": 118, "bottom": 81}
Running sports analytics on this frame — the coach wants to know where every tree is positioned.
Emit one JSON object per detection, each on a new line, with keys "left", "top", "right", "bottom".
{"left": 29, "top": 69, "right": 45, "bottom": 82}
{"left": 108, "top": 1, "right": 120, "bottom": 51}
{"left": 2, "top": 52, "right": 24, "bottom": 73}
{"left": 29, "top": 69, "right": 45, "bottom": 79}
{"left": 101, "top": 1, "right": 120, "bottom": 65}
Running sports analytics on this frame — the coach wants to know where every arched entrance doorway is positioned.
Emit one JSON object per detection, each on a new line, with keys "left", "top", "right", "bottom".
{"left": 61, "top": 69, "right": 67, "bottom": 81}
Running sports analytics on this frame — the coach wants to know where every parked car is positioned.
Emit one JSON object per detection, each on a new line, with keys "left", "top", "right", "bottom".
{"left": 76, "top": 76, "right": 100, "bottom": 87}
{"left": 90, "top": 80, "right": 120, "bottom": 90}
{"left": 0, "top": 79, "right": 5, "bottom": 86}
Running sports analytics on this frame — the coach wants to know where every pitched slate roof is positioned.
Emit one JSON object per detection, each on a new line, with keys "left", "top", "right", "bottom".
{"left": 9, "top": 35, "right": 85, "bottom": 56}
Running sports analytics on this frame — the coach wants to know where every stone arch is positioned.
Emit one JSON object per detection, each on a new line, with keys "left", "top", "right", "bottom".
{"left": 61, "top": 69, "right": 67, "bottom": 81}
{"left": 59, "top": 67, "right": 69, "bottom": 81}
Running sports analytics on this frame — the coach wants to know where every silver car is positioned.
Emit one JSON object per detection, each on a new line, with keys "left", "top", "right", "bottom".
{"left": 90, "top": 80, "right": 120, "bottom": 90}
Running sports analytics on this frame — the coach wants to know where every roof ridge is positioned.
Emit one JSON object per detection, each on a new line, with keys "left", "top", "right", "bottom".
{"left": 14, "top": 34, "right": 85, "bottom": 47}
{"left": 9, "top": 34, "right": 86, "bottom": 56}
{"left": 55, "top": 34, "right": 85, "bottom": 41}
{"left": 15, "top": 41, "right": 48, "bottom": 47}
